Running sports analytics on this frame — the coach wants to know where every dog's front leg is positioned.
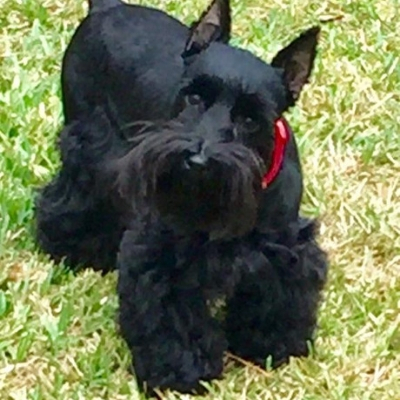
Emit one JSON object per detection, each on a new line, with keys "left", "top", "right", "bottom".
{"left": 225, "top": 222, "right": 328, "bottom": 368}
{"left": 117, "top": 228, "right": 225, "bottom": 396}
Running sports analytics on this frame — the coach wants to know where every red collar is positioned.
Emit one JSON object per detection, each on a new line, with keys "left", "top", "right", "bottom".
{"left": 261, "top": 117, "right": 290, "bottom": 189}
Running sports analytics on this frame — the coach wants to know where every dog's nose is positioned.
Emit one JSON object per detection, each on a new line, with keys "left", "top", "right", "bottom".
{"left": 183, "top": 140, "right": 209, "bottom": 170}
{"left": 184, "top": 152, "right": 208, "bottom": 170}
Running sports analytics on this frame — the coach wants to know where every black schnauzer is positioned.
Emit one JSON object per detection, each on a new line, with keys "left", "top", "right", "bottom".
{"left": 35, "top": 0, "right": 328, "bottom": 395}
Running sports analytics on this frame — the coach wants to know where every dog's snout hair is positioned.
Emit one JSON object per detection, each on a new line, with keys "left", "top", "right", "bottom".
{"left": 116, "top": 122, "right": 265, "bottom": 238}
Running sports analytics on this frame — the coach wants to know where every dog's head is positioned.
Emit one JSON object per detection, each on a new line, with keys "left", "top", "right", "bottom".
{"left": 119, "top": 0, "right": 320, "bottom": 239}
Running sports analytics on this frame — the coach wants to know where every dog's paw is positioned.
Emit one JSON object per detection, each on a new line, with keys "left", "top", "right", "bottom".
{"left": 134, "top": 349, "right": 223, "bottom": 397}
{"left": 137, "top": 367, "right": 219, "bottom": 397}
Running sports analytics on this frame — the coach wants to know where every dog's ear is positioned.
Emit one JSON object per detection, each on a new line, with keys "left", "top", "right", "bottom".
{"left": 182, "top": 0, "right": 231, "bottom": 59}
{"left": 271, "top": 27, "right": 320, "bottom": 106}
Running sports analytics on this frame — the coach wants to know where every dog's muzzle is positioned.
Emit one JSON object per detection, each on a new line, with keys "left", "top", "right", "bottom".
{"left": 118, "top": 125, "right": 266, "bottom": 238}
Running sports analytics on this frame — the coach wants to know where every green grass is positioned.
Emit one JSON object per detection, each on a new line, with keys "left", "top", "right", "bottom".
{"left": 1, "top": 0, "right": 399, "bottom": 398}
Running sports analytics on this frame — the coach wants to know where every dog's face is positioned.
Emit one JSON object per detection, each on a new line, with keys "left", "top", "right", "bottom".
{"left": 119, "top": 0, "right": 319, "bottom": 239}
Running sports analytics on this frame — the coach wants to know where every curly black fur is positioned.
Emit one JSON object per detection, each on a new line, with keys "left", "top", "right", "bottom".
{"left": 35, "top": 107, "right": 132, "bottom": 272}
{"left": 117, "top": 212, "right": 327, "bottom": 395}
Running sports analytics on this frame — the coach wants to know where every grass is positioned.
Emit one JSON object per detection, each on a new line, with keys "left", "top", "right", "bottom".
{"left": 0, "top": 0, "right": 399, "bottom": 398}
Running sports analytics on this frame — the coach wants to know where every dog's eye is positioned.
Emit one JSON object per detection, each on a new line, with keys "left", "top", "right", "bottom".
{"left": 185, "top": 94, "right": 203, "bottom": 106}
{"left": 242, "top": 117, "right": 259, "bottom": 133}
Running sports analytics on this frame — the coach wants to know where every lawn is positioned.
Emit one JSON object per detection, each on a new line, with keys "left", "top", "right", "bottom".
{"left": 0, "top": 0, "right": 399, "bottom": 399}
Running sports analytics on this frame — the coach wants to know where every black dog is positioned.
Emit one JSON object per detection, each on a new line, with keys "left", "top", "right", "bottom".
{"left": 35, "top": 0, "right": 328, "bottom": 395}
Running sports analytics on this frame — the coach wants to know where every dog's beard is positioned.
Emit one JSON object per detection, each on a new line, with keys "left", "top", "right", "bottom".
{"left": 118, "top": 123, "right": 265, "bottom": 239}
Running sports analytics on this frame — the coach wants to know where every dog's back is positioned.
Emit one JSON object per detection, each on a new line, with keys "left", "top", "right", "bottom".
{"left": 62, "top": 0, "right": 189, "bottom": 124}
